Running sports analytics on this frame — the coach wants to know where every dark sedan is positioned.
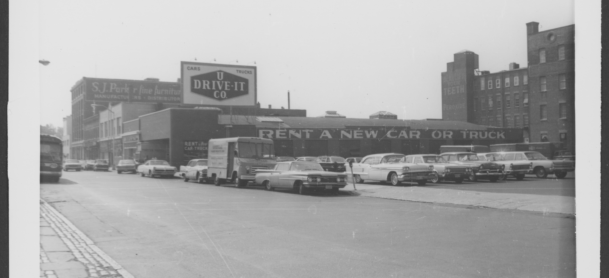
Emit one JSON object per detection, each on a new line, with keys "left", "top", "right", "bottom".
{"left": 116, "top": 159, "right": 138, "bottom": 174}
{"left": 317, "top": 156, "right": 347, "bottom": 173}
{"left": 92, "top": 159, "right": 110, "bottom": 171}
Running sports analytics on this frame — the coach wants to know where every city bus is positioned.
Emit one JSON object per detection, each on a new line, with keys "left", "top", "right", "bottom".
{"left": 41, "top": 134, "right": 63, "bottom": 182}
{"left": 208, "top": 137, "right": 276, "bottom": 187}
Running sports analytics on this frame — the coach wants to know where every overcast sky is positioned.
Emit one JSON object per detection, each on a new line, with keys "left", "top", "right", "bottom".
{"left": 38, "top": 0, "right": 574, "bottom": 127}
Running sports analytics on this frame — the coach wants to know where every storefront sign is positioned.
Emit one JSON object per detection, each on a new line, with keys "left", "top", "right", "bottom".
{"left": 183, "top": 141, "right": 208, "bottom": 160}
{"left": 258, "top": 128, "right": 522, "bottom": 141}
{"left": 84, "top": 78, "right": 182, "bottom": 103}
{"left": 181, "top": 62, "right": 256, "bottom": 106}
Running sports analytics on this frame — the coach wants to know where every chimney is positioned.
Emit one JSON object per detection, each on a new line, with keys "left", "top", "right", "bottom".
{"left": 288, "top": 91, "right": 290, "bottom": 110}
{"left": 509, "top": 63, "right": 520, "bottom": 70}
{"left": 268, "top": 104, "right": 271, "bottom": 109}
{"left": 526, "top": 22, "right": 539, "bottom": 35}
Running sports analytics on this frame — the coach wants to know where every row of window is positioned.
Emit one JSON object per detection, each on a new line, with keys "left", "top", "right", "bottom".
{"left": 539, "top": 74, "right": 568, "bottom": 92}
{"left": 480, "top": 75, "right": 528, "bottom": 90}
{"left": 478, "top": 114, "right": 529, "bottom": 128}
{"left": 100, "top": 117, "right": 122, "bottom": 139}
{"left": 539, "top": 131, "right": 568, "bottom": 143}
{"left": 539, "top": 45, "right": 566, "bottom": 64}
{"left": 474, "top": 92, "right": 529, "bottom": 111}
{"left": 540, "top": 103, "right": 568, "bottom": 120}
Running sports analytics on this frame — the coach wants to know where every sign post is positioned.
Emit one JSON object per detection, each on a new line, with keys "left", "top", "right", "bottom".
{"left": 349, "top": 160, "right": 357, "bottom": 191}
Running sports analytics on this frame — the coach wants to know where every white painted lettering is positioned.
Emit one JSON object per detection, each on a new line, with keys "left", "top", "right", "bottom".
{"left": 432, "top": 130, "right": 442, "bottom": 139}
{"left": 409, "top": 130, "right": 421, "bottom": 139}
{"left": 259, "top": 129, "right": 274, "bottom": 139}
{"left": 288, "top": 130, "right": 302, "bottom": 139}
{"left": 340, "top": 130, "right": 352, "bottom": 139}
{"left": 386, "top": 130, "right": 397, "bottom": 138}
{"left": 320, "top": 130, "right": 333, "bottom": 139}
{"left": 398, "top": 130, "right": 409, "bottom": 139}
{"left": 443, "top": 131, "right": 453, "bottom": 139}
{"left": 353, "top": 130, "right": 363, "bottom": 139}
{"left": 276, "top": 130, "right": 287, "bottom": 139}
{"left": 365, "top": 130, "right": 379, "bottom": 138}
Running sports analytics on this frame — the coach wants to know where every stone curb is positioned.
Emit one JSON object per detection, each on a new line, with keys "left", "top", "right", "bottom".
{"left": 41, "top": 200, "right": 135, "bottom": 278}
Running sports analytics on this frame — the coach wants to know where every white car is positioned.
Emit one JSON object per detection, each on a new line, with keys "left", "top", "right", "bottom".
{"left": 347, "top": 153, "right": 434, "bottom": 186}
{"left": 494, "top": 151, "right": 574, "bottom": 179}
{"left": 137, "top": 160, "right": 176, "bottom": 178}
{"left": 182, "top": 159, "right": 212, "bottom": 183}
{"left": 402, "top": 154, "right": 472, "bottom": 183}
{"left": 477, "top": 153, "right": 531, "bottom": 180}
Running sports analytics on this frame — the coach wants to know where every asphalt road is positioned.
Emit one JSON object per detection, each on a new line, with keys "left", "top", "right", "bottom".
{"left": 41, "top": 170, "right": 575, "bottom": 278}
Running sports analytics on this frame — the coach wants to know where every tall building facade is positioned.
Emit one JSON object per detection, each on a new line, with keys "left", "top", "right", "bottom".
{"left": 441, "top": 22, "right": 575, "bottom": 153}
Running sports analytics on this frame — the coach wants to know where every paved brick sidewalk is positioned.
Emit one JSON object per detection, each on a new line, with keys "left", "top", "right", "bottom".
{"left": 340, "top": 182, "right": 575, "bottom": 216}
{"left": 40, "top": 200, "right": 134, "bottom": 278}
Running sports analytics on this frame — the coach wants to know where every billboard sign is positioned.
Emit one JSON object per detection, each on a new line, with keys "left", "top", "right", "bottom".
{"left": 181, "top": 62, "right": 256, "bottom": 106}
{"left": 84, "top": 78, "right": 182, "bottom": 103}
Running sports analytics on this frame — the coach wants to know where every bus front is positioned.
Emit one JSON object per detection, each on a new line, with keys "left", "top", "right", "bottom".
{"left": 40, "top": 135, "right": 63, "bottom": 182}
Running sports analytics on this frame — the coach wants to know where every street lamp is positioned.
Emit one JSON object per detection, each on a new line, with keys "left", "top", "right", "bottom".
{"left": 91, "top": 103, "right": 116, "bottom": 170}
{"left": 39, "top": 60, "right": 50, "bottom": 66}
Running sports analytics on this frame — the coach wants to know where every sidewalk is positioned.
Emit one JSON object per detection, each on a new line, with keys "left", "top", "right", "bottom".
{"left": 40, "top": 200, "right": 134, "bottom": 278}
{"left": 340, "top": 182, "right": 575, "bottom": 216}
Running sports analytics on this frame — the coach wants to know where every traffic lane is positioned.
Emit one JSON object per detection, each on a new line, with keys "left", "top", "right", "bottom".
{"left": 420, "top": 176, "right": 575, "bottom": 197}
{"left": 42, "top": 171, "right": 575, "bottom": 278}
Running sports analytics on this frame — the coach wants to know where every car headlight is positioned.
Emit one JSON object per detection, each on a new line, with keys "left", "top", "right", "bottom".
{"left": 509, "top": 163, "right": 513, "bottom": 170}
{"left": 153, "top": 167, "right": 157, "bottom": 171}
{"left": 479, "top": 165, "right": 483, "bottom": 170}
{"left": 402, "top": 166, "right": 410, "bottom": 172}
{"left": 466, "top": 168, "right": 472, "bottom": 172}
{"left": 550, "top": 163, "right": 555, "bottom": 169}
{"left": 445, "top": 168, "right": 451, "bottom": 173}
{"left": 428, "top": 165, "right": 434, "bottom": 170}
{"left": 337, "top": 177, "right": 345, "bottom": 182}
{"left": 307, "top": 177, "right": 315, "bottom": 182}
{"left": 501, "top": 164, "right": 505, "bottom": 170}
{"left": 529, "top": 163, "right": 533, "bottom": 169}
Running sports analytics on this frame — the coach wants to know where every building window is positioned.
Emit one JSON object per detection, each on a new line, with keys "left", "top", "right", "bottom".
{"left": 481, "top": 97, "right": 485, "bottom": 110}
{"left": 559, "top": 132, "right": 567, "bottom": 142}
{"left": 559, "top": 74, "right": 566, "bottom": 90}
{"left": 540, "top": 105, "right": 547, "bottom": 120}
{"left": 523, "top": 92, "right": 529, "bottom": 107}
{"left": 505, "top": 77, "right": 510, "bottom": 87}
{"left": 559, "top": 103, "right": 567, "bottom": 119}
{"left": 496, "top": 115, "right": 503, "bottom": 127}
{"left": 480, "top": 117, "right": 486, "bottom": 125}
{"left": 488, "top": 80, "right": 493, "bottom": 89}
{"left": 481, "top": 77, "right": 485, "bottom": 90}
{"left": 506, "top": 115, "right": 512, "bottom": 128}
{"left": 496, "top": 94, "right": 502, "bottom": 110}
{"left": 496, "top": 79, "right": 501, "bottom": 88}
{"left": 514, "top": 115, "right": 520, "bottom": 128}
{"left": 488, "top": 116, "right": 494, "bottom": 126}
{"left": 540, "top": 76, "right": 547, "bottom": 92}
{"left": 539, "top": 49, "right": 546, "bottom": 63}
{"left": 540, "top": 132, "right": 549, "bottom": 142}
{"left": 558, "top": 46, "right": 565, "bottom": 61}
{"left": 524, "top": 114, "right": 529, "bottom": 126}
{"left": 523, "top": 74, "right": 528, "bottom": 85}
{"left": 514, "top": 93, "right": 520, "bottom": 108}
{"left": 488, "top": 95, "right": 493, "bottom": 109}
{"left": 473, "top": 98, "right": 477, "bottom": 112}
{"left": 514, "top": 76, "right": 519, "bottom": 86}
{"left": 541, "top": 91, "right": 547, "bottom": 100}
{"left": 505, "top": 94, "right": 511, "bottom": 108}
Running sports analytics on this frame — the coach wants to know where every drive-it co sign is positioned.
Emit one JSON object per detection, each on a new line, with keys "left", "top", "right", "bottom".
{"left": 181, "top": 62, "right": 257, "bottom": 106}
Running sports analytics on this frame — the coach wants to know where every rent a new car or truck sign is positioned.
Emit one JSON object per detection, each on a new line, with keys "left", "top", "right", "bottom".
{"left": 181, "top": 62, "right": 257, "bottom": 106}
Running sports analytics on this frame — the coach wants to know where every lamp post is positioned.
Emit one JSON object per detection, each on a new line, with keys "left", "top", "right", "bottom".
{"left": 39, "top": 59, "right": 50, "bottom": 66}
{"left": 92, "top": 103, "right": 115, "bottom": 170}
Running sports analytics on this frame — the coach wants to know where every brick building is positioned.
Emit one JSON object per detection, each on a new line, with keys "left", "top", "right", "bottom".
{"left": 441, "top": 22, "right": 575, "bottom": 153}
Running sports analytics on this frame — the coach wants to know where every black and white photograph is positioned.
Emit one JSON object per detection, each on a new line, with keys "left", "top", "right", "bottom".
{"left": 8, "top": 0, "right": 601, "bottom": 277}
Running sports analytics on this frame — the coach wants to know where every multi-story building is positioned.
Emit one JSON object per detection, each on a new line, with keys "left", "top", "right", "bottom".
{"left": 441, "top": 22, "right": 575, "bottom": 153}
{"left": 62, "top": 115, "right": 71, "bottom": 158}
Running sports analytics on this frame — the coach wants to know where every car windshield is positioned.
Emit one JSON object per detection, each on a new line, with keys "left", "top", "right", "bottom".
{"left": 41, "top": 143, "right": 62, "bottom": 163}
{"left": 381, "top": 155, "right": 405, "bottom": 163}
{"left": 196, "top": 160, "right": 208, "bottom": 166}
{"left": 329, "top": 156, "right": 346, "bottom": 163}
{"left": 298, "top": 157, "right": 317, "bottom": 162}
{"left": 96, "top": 159, "right": 108, "bottom": 163}
{"left": 457, "top": 154, "right": 479, "bottom": 161}
{"left": 150, "top": 160, "right": 170, "bottom": 165}
{"left": 277, "top": 157, "right": 295, "bottom": 162}
{"left": 524, "top": 152, "right": 547, "bottom": 160}
{"left": 290, "top": 162, "right": 324, "bottom": 171}
{"left": 238, "top": 142, "right": 275, "bottom": 159}
{"left": 119, "top": 160, "right": 135, "bottom": 165}
{"left": 485, "top": 154, "right": 504, "bottom": 161}
{"left": 65, "top": 159, "right": 79, "bottom": 163}
{"left": 422, "top": 156, "right": 444, "bottom": 163}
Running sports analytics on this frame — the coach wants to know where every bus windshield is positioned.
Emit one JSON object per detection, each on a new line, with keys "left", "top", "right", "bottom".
{"left": 41, "top": 143, "right": 62, "bottom": 163}
{"left": 238, "top": 142, "right": 275, "bottom": 159}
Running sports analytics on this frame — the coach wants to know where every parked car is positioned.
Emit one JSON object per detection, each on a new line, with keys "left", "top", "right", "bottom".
{"left": 402, "top": 154, "right": 472, "bottom": 183}
{"left": 439, "top": 152, "right": 504, "bottom": 182}
{"left": 182, "top": 159, "right": 212, "bottom": 183}
{"left": 62, "top": 159, "right": 83, "bottom": 171}
{"left": 78, "top": 160, "right": 87, "bottom": 169}
{"left": 276, "top": 156, "right": 296, "bottom": 162}
{"left": 295, "top": 157, "right": 318, "bottom": 162}
{"left": 254, "top": 161, "right": 347, "bottom": 195}
{"left": 116, "top": 159, "right": 138, "bottom": 174}
{"left": 553, "top": 150, "right": 575, "bottom": 161}
{"left": 137, "top": 160, "right": 177, "bottom": 178}
{"left": 92, "top": 159, "right": 110, "bottom": 171}
{"left": 84, "top": 160, "right": 96, "bottom": 170}
{"left": 179, "top": 158, "right": 207, "bottom": 176}
{"left": 317, "top": 156, "right": 347, "bottom": 172}
{"left": 498, "top": 151, "right": 574, "bottom": 179}
{"left": 478, "top": 153, "right": 531, "bottom": 180}
{"left": 347, "top": 153, "right": 434, "bottom": 186}
{"left": 345, "top": 157, "right": 362, "bottom": 164}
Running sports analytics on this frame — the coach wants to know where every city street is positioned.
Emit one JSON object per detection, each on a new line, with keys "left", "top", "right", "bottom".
{"left": 40, "top": 170, "right": 575, "bottom": 278}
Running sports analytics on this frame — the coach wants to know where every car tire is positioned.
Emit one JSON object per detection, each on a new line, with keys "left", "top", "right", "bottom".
{"left": 140, "top": 172, "right": 145, "bottom": 177}
{"left": 503, "top": 174, "right": 509, "bottom": 180}
{"left": 183, "top": 175, "right": 189, "bottom": 182}
{"left": 354, "top": 175, "right": 364, "bottom": 183}
{"left": 455, "top": 178, "right": 463, "bottom": 184}
{"left": 298, "top": 182, "right": 306, "bottom": 195}
{"left": 430, "top": 172, "right": 440, "bottom": 184}
{"left": 214, "top": 177, "right": 221, "bottom": 186}
{"left": 389, "top": 172, "right": 401, "bottom": 186}
{"left": 555, "top": 171, "right": 568, "bottom": 179}
{"left": 76, "top": 169, "right": 81, "bottom": 172}
{"left": 469, "top": 173, "right": 477, "bottom": 182}
{"left": 535, "top": 167, "right": 548, "bottom": 178}
{"left": 117, "top": 171, "right": 121, "bottom": 174}
{"left": 148, "top": 171, "right": 153, "bottom": 178}
{"left": 489, "top": 177, "right": 499, "bottom": 182}
{"left": 264, "top": 181, "right": 274, "bottom": 191}
{"left": 331, "top": 187, "right": 339, "bottom": 196}
{"left": 516, "top": 174, "right": 525, "bottom": 181}
{"left": 417, "top": 180, "right": 427, "bottom": 186}
{"left": 237, "top": 178, "right": 248, "bottom": 188}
